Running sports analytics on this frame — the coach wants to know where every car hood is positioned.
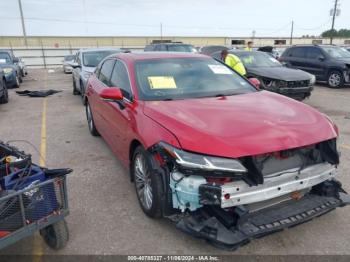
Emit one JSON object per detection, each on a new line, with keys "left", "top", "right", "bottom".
{"left": 82, "top": 67, "right": 96, "bottom": 73}
{"left": 143, "top": 91, "right": 337, "bottom": 158}
{"left": 333, "top": 57, "right": 350, "bottom": 64}
{"left": 248, "top": 66, "right": 312, "bottom": 81}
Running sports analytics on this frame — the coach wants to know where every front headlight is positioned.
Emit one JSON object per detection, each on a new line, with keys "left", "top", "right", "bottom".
{"left": 262, "top": 79, "right": 287, "bottom": 88}
{"left": 157, "top": 142, "right": 247, "bottom": 175}
{"left": 310, "top": 74, "right": 316, "bottom": 85}
{"left": 83, "top": 71, "right": 92, "bottom": 80}
{"left": 3, "top": 68, "right": 13, "bottom": 75}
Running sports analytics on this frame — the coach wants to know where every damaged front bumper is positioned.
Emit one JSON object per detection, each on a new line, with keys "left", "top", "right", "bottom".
{"left": 169, "top": 163, "right": 349, "bottom": 250}
{"left": 175, "top": 180, "right": 350, "bottom": 250}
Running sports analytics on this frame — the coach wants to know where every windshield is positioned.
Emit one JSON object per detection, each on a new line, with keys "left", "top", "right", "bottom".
{"left": 0, "top": 52, "right": 12, "bottom": 64}
{"left": 322, "top": 46, "right": 350, "bottom": 58}
{"left": 64, "top": 55, "right": 75, "bottom": 61}
{"left": 83, "top": 50, "right": 118, "bottom": 67}
{"left": 135, "top": 58, "right": 256, "bottom": 101}
{"left": 235, "top": 52, "right": 282, "bottom": 68}
{"left": 168, "top": 45, "right": 197, "bottom": 53}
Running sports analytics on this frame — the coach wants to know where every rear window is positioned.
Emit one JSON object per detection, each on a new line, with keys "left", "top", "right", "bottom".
{"left": 167, "top": 45, "right": 197, "bottom": 53}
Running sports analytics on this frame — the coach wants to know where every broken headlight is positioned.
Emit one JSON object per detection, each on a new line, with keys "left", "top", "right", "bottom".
{"left": 157, "top": 142, "right": 247, "bottom": 176}
{"left": 262, "top": 78, "right": 287, "bottom": 89}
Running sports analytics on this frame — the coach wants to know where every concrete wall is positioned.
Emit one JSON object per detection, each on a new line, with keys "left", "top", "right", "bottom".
{"left": 1, "top": 36, "right": 349, "bottom": 48}
{"left": 2, "top": 36, "right": 349, "bottom": 68}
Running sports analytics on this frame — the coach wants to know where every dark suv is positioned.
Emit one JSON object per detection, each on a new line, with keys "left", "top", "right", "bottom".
{"left": 144, "top": 43, "right": 197, "bottom": 53}
{"left": 280, "top": 45, "right": 350, "bottom": 88}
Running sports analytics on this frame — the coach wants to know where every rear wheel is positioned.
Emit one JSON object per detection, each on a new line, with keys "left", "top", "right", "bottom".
{"left": 327, "top": 71, "right": 344, "bottom": 88}
{"left": 85, "top": 102, "right": 100, "bottom": 136}
{"left": 132, "top": 146, "right": 163, "bottom": 218}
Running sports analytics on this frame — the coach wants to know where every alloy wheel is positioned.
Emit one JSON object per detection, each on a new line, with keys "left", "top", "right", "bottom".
{"left": 134, "top": 153, "right": 153, "bottom": 210}
{"left": 86, "top": 104, "right": 93, "bottom": 132}
{"left": 328, "top": 73, "right": 341, "bottom": 87}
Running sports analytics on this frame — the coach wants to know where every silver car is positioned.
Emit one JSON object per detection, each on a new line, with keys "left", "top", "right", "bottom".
{"left": 71, "top": 48, "right": 121, "bottom": 103}
{"left": 62, "top": 54, "right": 75, "bottom": 74}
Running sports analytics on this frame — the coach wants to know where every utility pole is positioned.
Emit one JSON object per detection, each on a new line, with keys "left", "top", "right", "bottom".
{"left": 290, "top": 20, "right": 294, "bottom": 45}
{"left": 330, "top": 0, "right": 339, "bottom": 44}
{"left": 160, "top": 23, "right": 163, "bottom": 41}
{"left": 18, "top": 0, "right": 27, "bottom": 46}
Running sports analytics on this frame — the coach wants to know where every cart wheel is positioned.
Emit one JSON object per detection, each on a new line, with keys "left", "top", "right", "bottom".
{"left": 40, "top": 220, "right": 69, "bottom": 250}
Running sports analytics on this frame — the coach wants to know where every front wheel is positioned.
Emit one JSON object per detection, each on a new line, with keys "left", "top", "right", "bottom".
{"left": 0, "top": 80, "right": 9, "bottom": 104}
{"left": 328, "top": 71, "right": 344, "bottom": 88}
{"left": 132, "top": 146, "right": 164, "bottom": 218}
{"left": 85, "top": 102, "right": 100, "bottom": 136}
{"left": 73, "top": 78, "right": 79, "bottom": 95}
{"left": 40, "top": 220, "right": 69, "bottom": 250}
{"left": 14, "top": 74, "right": 20, "bottom": 88}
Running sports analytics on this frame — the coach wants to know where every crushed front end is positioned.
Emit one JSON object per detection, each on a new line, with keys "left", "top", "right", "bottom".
{"left": 149, "top": 139, "right": 349, "bottom": 250}
{"left": 260, "top": 77, "right": 315, "bottom": 101}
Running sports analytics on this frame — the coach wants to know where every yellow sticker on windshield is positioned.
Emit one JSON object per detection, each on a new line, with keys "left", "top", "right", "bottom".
{"left": 148, "top": 76, "right": 177, "bottom": 89}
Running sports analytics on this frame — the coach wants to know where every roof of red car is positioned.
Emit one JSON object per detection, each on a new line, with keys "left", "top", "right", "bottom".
{"left": 113, "top": 52, "right": 209, "bottom": 62}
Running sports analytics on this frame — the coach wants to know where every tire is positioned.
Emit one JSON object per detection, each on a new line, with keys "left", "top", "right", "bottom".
{"left": 0, "top": 79, "right": 9, "bottom": 104}
{"left": 14, "top": 74, "right": 20, "bottom": 88}
{"left": 73, "top": 78, "right": 79, "bottom": 95}
{"left": 40, "top": 220, "right": 69, "bottom": 250}
{"left": 85, "top": 102, "right": 100, "bottom": 136}
{"left": 132, "top": 146, "right": 164, "bottom": 218}
{"left": 327, "top": 70, "right": 344, "bottom": 88}
{"left": 80, "top": 80, "right": 86, "bottom": 105}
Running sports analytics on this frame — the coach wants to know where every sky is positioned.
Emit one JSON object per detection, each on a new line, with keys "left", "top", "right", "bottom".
{"left": 0, "top": 0, "right": 349, "bottom": 37}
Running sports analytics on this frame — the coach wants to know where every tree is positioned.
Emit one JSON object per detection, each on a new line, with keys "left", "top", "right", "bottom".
{"left": 321, "top": 29, "right": 350, "bottom": 38}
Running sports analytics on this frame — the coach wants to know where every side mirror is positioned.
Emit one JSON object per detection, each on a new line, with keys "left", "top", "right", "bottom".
{"left": 71, "top": 62, "right": 81, "bottom": 68}
{"left": 318, "top": 55, "right": 325, "bottom": 61}
{"left": 13, "top": 57, "right": 19, "bottom": 63}
{"left": 249, "top": 78, "right": 261, "bottom": 90}
{"left": 99, "top": 88, "right": 123, "bottom": 101}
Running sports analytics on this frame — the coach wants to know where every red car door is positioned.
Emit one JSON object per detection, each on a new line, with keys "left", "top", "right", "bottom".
{"left": 99, "top": 60, "right": 135, "bottom": 163}
{"left": 87, "top": 59, "right": 116, "bottom": 138}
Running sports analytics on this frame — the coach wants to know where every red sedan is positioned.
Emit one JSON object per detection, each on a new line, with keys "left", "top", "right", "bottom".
{"left": 85, "top": 52, "right": 349, "bottom": 250}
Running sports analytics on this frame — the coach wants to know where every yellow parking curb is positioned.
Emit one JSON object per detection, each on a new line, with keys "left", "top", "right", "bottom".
{"left": 341, "top": 144, "right": 350, "bottom": 150}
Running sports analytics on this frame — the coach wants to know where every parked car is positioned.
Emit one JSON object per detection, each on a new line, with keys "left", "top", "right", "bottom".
{"left": 62, "top": 54, "right": 75, "bottom": 74}
{"left": 212, "top": 50, "right": 315, "bottom": 100}
{"left": 71, "top": 48, "right": 122, "bottom": 102}
{"left": 0, "top": 50, "right": 21, "bottom": 88}
{"left": 0, "top": 70, "right": 9, "bottom": 104}
{"left": 16, "top": 58, "right": 27, "bottom": 77}
{"left": 144, "top": 43, "right": 198, "bottom": 53}
{"left": 85, "top": 52, "right": 349, "bottom": 250}
{"left": 279, "top": 45, "right": 350, "bottom": 88}
{"left": 200, "top": 45, "right": 229, "bottom": 56}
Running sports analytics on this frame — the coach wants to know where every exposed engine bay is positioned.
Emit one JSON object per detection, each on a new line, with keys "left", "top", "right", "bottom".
{"left": 149, "top": 138, "right": 349, "bottom": 250}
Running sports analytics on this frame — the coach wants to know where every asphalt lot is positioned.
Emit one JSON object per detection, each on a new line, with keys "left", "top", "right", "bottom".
{"left": 0, "top": 69, "right": 349, "bottom": 255}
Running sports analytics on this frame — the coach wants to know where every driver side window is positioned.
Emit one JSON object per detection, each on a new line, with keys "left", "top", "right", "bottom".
{"left": 98, "top": 59, "right": 115, "bottom": 86}
{"left": 110, "top": 60, "right": 132, "bottom": 100}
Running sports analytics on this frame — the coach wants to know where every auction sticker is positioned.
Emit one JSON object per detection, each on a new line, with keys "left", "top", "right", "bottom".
{"left": 208, "top": 64, "right": 232, "bottom": 74}
{"left": 148, "top": 76, "right": 177, "bottom": 89}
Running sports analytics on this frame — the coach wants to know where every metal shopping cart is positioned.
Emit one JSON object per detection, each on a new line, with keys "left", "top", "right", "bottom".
{"left": 0, "top": 141, "right": 72, "bottom": 250}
